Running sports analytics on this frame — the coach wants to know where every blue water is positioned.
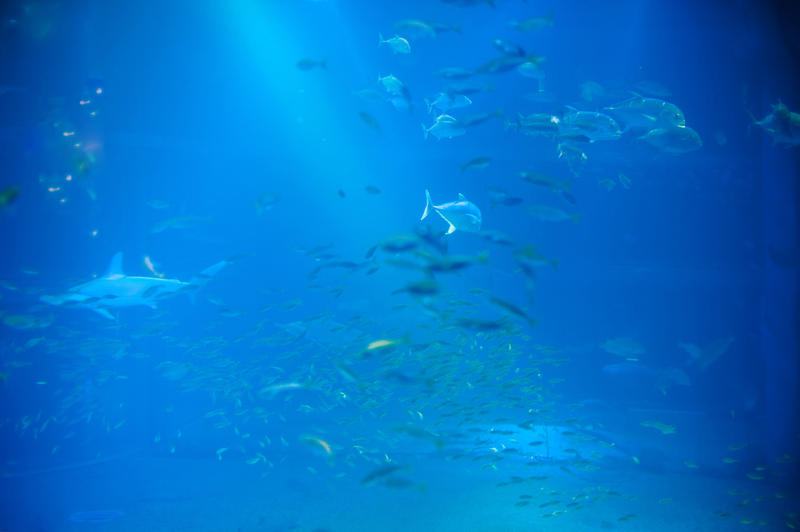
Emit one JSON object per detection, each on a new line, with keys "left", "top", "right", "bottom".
{"left": 1, "top": 1, "right": 798, "bottom": 530}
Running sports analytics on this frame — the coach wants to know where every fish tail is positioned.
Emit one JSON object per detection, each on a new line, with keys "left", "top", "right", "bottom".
{"left": 425, "top": 99, "right": 431, "bottom": 114}
{"left": 421, "top": 122, "right": 428, "bottom": 140}
{"left": 378, "top": 33, "right": 384, "bottom": 45}
{"left": 421, "top": 189, "right": 433, "bottom": 220}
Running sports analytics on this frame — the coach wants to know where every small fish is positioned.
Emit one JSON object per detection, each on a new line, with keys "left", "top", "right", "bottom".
{"left": 488, "top": 296, "right": 536, "bottom": 326}
{"left": 143, "top": 256, "right": 164, "bottom": 278}
{"left": 0, "top": 186, "right": 19, "bottom": 206}
{"left": 358, "top": 111, "right": 380, "bottom": 131}
{"left": 255, "top": 193, "right": 279, "bottom": 215}
{"left": 601, "top": 337, "right": 645, "bottom": 357}
{"left": 517, "top": 61, "right": 545, "bottom": 79}
{"left": 150, "top": 215, "right": 210, "bottom": 234}
{"left": 296, "top": 58, "right": 327, "bottom": 70}
{"left": 146, "top": 199, "right": 169, "bottom": 209}
{"left": 364, "top": 185, "right": 381, "bottom": 195}
{"left": 526, "top": 204, "right": 579, "bottom": 223}
{"left": 435, "top": 67, "right": 474, "bottom": 80}
{"left": 421, "top": 250, "right": 488, "bottom": 273}
{"left": 488, "top": 186, "right": 523, "bottom": 207}
{"left": 639, "top": 126, "right": 702, "bottom": 154}
{"left": 751, "top": 101, "right": 800, "bottom": 146}
{"left": 559, "top": 106, "right": 621, "bottom": 142}
{"left": 361, "top": 464, "right": 406, "bottom": 485}
{"left": 394, "top": 19, "right": 437, "bottom": 38}
{"left": 640, "top": 421, "right": 677, "bottom": 435}
{"left": 259, "top": 382, "right": 305, "bottom": 396}
{"left": 492, "top": 38, "right": 526, "bottom": 57}
{"left": 366, "top": 338, "right": 406, "bottom": 351}
{"left": 338, "top": 189, "right": 346, "bottom": 198}
{"left": 426, "top": 92, "right": 472, "bottom": 114}
{"left": 460, "top": 156, "right": 491, "bottom": 172}
{"left": 462, "top": 109, "right": 504, "bottom": 129}
{"left": 510, "top": 12, "right": 554, "bottom": 32}
{"left": 379, "top": 33, "right": 411, "bottom": 54}
{"left": 300, "top": 435, "right": 333, "bottom": 457}
{"left": 392, "top": 278, "right": 440, "bottom": 296}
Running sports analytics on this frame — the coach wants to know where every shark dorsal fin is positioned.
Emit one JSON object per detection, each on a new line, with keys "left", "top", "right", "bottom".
{"left": 457, "top": 193, "right": 467, "bottom": 201}
{"left": 104, "top": 252, "right": 125, "bottom": 279}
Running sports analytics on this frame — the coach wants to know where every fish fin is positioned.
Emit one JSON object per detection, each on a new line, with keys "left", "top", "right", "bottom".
{"left": 421, "top": 122, "right": 428, "bottom": 140}
{"left": 378, "top": 33, "right": 384, "bottom": 45}
{"left": 425, "top": 99, "right": 432, "bottom": 114}
{"left": 445, "top": 221, "right": 456, "bottom": 235}
{"left": 104, "top": 252, "right": 125, "bottom": 279}
{"left": 421, "top": 189, "right": 433, "bottom": 220}
{"left": 457, "top": 193, "right": 467, "bottom": 201}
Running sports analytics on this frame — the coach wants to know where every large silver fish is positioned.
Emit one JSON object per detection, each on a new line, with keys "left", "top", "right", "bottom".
{"left": 420, "top": 190, "right": 482, "bottom": 234}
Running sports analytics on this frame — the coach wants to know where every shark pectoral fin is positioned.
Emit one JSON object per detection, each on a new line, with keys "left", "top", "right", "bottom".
{"left": 445, "top": 221, "right": 457, "bottom": 235}
{"left": 104, "top": 252, "right": 125, "bottom": 279}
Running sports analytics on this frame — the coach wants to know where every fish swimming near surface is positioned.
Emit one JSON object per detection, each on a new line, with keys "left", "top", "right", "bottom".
{"left": 40, "top": 252, "right": 228, "bottom": 320}
{"left": 420, "top": 190, "right": 482, "bottom": 234}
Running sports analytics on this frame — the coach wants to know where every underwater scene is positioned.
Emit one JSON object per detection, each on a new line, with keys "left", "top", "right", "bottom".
{"left": 1, "top": 0, "right": 799, "bottom": 530}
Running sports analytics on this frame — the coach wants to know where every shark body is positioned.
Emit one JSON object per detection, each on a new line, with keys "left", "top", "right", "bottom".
{"left": 40, "top": 252, "right": 227, "bottom": 319}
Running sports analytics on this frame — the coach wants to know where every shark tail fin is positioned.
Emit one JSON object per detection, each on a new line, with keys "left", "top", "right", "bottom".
{"left": 104, "top": 252, "right": 125, "bottom": 279}
{"left": 421, "top": 189, "right": 433, "bottom": 220}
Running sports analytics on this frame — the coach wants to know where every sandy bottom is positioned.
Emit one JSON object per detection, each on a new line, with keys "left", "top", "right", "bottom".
{"left": 2, "top": 454, "right": 796, "bottom": 532}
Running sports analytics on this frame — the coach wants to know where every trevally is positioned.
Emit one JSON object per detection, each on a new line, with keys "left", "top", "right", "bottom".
{"left": 604, "top": 94, "right": 686, "bottom": 131}
{"left": 422, "top": 114, "right": 466, "bottom": 139}
{"left": 420, "top": 190, "right": 482, "bottom": 234}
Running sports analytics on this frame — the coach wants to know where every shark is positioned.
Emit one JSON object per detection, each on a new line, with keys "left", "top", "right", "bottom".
{"left": 40, "top": 252, "right": 228, "bottom": 320}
